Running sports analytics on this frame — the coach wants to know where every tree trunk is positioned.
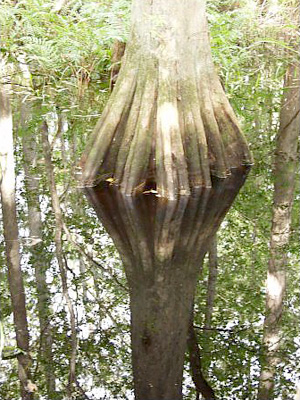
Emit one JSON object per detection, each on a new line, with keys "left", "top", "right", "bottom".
{"left": 257, "top": 64, "right": 300, "bottom": 399}
{"left": 18, "top": 59, "right": 56, "bottom": 396}
{"left": 81, "top": 0, "right": 252, "bottom": 197}
{"left": 0, "top": 60, "right": 35, "bottom": 399}
{"left": 41, "top": 121, "right": 77, "bottom": 397}
{"left": 204, "top": 235, "right": 218, "bottom": 330}
{"left": 21, "top": 112, "right": 56, "bottom": 396}
{"left": 187, "top": 315, "right": 216, "bottom": 400}
{"left": 81, "top": 1, "right": 252, "bottom": 398}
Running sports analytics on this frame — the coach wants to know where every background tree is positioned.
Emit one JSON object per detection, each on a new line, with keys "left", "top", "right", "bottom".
{"left": 258, "top": 62, "right": 300, "bottom": 400}
{"left": 0, "top": 58, "right": 35, "bottom": 399}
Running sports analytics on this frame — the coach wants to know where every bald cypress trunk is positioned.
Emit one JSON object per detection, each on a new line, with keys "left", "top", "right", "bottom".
{"left": 81, "top": 1, "right": 252, "bottom": 398}
{"left": 81, "top": 0, "right": 252, "bottom": 196}
{"left": 85, "top": 170, "right": 249, "bottom": 399}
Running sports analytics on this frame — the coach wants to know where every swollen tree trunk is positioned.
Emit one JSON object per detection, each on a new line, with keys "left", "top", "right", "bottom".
{"left": 85, "top": 173, "right": 247, "bottom": 400}
{"left": 81, "top": 1, "right": 252, "bottom": 399}
{"left": 0, "top": 61, "right": 35, "bottom": 399}
{"left": 81, "top": 0, "right": 252, "bottom": 197}
{"left": 257, "top": 64, "right": 300, "bottom": 399}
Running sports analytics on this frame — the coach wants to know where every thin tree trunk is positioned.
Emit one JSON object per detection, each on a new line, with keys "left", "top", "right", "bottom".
{"left": 187, "top": 315, "right": 216, "bottom": 400}
{"left": 21, "top": 113, "right": 56, "bottom": 396}
{"left": 41, "top": 121, "right": 77, "bottom": 397}
{"left": 188, "top": 237, "right": 217, "bottom": 400}
{"left": 18, "top": 59, "right": 56, "bottom": 396}
{"left": 0, "top": 59, "right": 35, "bottom": 399}
{"left": 204, "top": 235, "right": 218, "bottom": 330}
{"left": 257, "top": 64, "right": 300, "bottom": 399}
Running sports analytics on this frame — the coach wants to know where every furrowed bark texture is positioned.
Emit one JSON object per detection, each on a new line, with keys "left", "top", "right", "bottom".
{"left": 258, "top": 64, "right": 300, "bottom": 399}
{"left": 0, "top": 62, "right": 34, "bottom": 399}
{"left": 81, "top": 1, "right": 252, "bottom": 398}
{"left": 81, "top": 0, "right": 252, "bottom": 198}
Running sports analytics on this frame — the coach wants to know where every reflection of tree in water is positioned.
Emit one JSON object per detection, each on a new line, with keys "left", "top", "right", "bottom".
{"left": 80, "top": 0, "right": 252, "bottom": 397}
{"left": 84, "top": 166, "right": 249, "bottom": 399}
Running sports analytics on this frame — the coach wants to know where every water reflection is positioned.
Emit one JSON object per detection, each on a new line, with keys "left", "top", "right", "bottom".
{"left": 85, "top": 167, "right": 249, "bottom": 282}
{"left": 84, "top": 166, "right": 249, "bottom": 399}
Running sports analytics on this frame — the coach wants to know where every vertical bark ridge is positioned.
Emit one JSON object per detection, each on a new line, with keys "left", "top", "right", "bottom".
{"left": 198, "top": 79, "right": 229, "bottom": 178}
{"left": 123, "top": 197, "right": 154, "bottom": 274}
{"left": 156, "top": 67, "right": 182, "bottom": 199}
{"left": 122, "top": 71, "right": 157, "bottom": 194}
{"left": 115, "top": 73, "right": 148, "bottom": 184}
{"left": 212, "top": 80, "right": 251, "bottom": 166}
{"left": 81, "top": 68, "right": 138, "bottom": 185}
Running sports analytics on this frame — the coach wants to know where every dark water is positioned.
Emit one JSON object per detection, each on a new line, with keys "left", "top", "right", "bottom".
{"left": 84, "top": 166, "right": 250, "bottom": 280}
{"left": 84, "top": 166, "right": 250, "bottom": 399}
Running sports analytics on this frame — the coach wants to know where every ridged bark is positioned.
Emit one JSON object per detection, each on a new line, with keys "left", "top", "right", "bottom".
{"left": 81, "top": 0, "right": 252, "bottom": 199}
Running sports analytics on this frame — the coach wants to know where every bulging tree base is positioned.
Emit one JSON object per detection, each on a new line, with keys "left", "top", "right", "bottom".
{"left": 80, "top": 1, "right": 252, "bottom": 199}
{"left": 84, "top": 166, "right": 249, "bottom": 399}
{"left": 81, "top": 0, "right": 252, "bottom": 398}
